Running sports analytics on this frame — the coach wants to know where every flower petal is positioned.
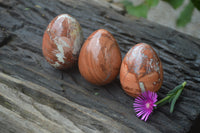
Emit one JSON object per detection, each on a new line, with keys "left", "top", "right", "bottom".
{"left": 133, "top": 91, "right": 157, "bottom": 121}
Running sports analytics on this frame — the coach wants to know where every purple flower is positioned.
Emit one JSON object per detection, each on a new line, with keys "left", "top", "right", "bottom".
{"left": 133, "top": 91, "right": 158, "bottom": 121}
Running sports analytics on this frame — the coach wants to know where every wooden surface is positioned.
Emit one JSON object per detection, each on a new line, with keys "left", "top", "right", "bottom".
{"left": 0, "top": 0, "right": 200, "bottom": 132}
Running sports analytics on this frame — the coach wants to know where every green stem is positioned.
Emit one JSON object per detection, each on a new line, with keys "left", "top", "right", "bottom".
{"left": 155, "top": 95, "right": 171, "bottom": 106}
{"left": 155, "top": 81, "right": 187, "bottom": 107}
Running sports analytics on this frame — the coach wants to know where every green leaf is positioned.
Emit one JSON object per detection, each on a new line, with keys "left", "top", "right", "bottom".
{"left": 126, "top": 4, "right": 149, "bottom": 18}
{"left": 168, "top": 95, "right": 175, "bottom": 103}
{"left": 94, "top": 92, "right": 99, "bottom": 96}
{"left": 163, "top": 0, "right": 184, "bottom": 9}
{"left": 24, "top": 8, "right": 30, "bottom": 10}
{"left": 155, "top": 81, "right": 186, "bottom": 113}
{"left": 167, "top": 84, "right": 182, "bottom": 96}
{"left": 176, "top": 1, "right": 194, "bottom": 27}
{"left": 191, "top": 0, "right": 200, "bottom": 10}
{"left": 170, "top": 89, "right": 183, "bottom": 113}
{"left": 145, "top": 0, "right": 159, "bottom": 7}
{"left": 182, "top": 81, "right": 187, "bottom": 88}
{"left": 121, "top": 0, "right": 133, "bottom": 7}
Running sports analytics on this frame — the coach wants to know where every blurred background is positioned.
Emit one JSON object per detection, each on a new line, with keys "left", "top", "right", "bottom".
{"left": 93, "top": 0, "right": 200, "bottom": 39}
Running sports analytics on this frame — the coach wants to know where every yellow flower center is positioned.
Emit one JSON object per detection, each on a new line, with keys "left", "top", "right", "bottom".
{"left": 146, "top": 103, "right": 150, "bottom": 109}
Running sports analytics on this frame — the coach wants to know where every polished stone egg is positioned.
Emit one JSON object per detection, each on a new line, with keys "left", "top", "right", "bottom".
{"left": 120, "top": 43, "right": 163, "bottom": 97}
{"left": 42, "top": 14, "right": 83, "bottom": 69}
{"left": 78, "top": 29, "right": 122, "bottom": 85}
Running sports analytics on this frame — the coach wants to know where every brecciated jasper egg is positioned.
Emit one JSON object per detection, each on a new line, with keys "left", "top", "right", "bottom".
{"left": 42, "top": 14, "right": 83, "bottom": 69}
{"left": 120, "top": 43, "right": 163, "bottom": 97}
{"left": 78, "top": 29, "right": 122, "bottom": 85}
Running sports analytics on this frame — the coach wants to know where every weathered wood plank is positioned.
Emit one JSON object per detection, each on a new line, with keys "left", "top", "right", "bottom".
{"left": 0, "top": 72, "right": 133, "bottom": 133}
{"left": 0, "top": 0, "right": 200, "bottom": 133}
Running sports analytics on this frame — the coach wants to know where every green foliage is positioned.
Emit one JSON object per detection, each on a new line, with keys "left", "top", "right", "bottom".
{"left": 126, "top": 4, "right": 149, "bottom": 18}
{"left": 163, "top": 0, "right": 184, "bottom": 9}
{"left": 123, "top": 0, "right": 199, "bottom": 27}
{"left": 176, "top": 1, "right": 194, "bottom": 27}
{"left": 170, "top": 88, "right": 183, "bottom": 113}
{"left": 121, "top": 0, "right": 132, "bottom": 7}
{"left": 146, "top": 0, "right": 159, "bottom": 7}
{"left": 191, "top": 0, "right": 200, "bottom": 10}
{"left": 155, "top": 81, "right": 186, "bottom": 113}
{"left": 123, "top": 0, "right": 159, "bottom": 18}
{"left": 167, "top": 84, "right": 182, "bottom": 96}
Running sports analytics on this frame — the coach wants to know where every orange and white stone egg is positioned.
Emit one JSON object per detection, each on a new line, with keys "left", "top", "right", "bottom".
{"left": 120, "top": 43, "right": 163, "bottom": 97}
{"left": 42, "top": 14, "right": 83, "bottom": 69}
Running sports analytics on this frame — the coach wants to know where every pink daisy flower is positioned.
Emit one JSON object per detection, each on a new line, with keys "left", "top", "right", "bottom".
{"left": 133, "top": 91, "right": 158, "bottom": 121}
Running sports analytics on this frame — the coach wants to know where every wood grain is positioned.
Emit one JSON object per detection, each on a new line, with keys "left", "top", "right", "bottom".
{"left": 0, "top": 0, "right": 200, "bottom": 132}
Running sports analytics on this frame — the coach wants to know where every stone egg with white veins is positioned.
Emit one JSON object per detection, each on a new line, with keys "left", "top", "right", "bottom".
{"left": 120, "top": 43, "right": 163, "bottom": 97}
{"left": 42, "top": 14, "right": 83, "bottom": 69}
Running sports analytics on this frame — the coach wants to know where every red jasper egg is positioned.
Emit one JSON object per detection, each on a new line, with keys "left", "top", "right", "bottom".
{"left": 78, "top": 29, "right": 122, "bottom": 85}
{"left": 42, "top": 14, "right": 83, "bottom": 69}
{"left": 120, "top": 43, "right": 163, "bottom": 97}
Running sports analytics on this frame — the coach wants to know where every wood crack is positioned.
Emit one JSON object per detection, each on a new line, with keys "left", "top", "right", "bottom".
{"left": 0, "top": 31, "right": 14, "bottom": 48}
